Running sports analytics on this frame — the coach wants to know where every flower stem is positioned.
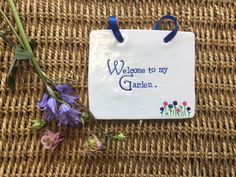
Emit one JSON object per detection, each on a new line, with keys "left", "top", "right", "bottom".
{"left": 6, "top": 0, "right": 48, "bottom": 86}
{"left": 0, "top": 8, "right": 24, "bottom": 47}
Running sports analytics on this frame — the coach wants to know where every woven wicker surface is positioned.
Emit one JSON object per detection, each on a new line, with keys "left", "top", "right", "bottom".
{"left": 0, "top": 0, "right": 235, "bottom": 176}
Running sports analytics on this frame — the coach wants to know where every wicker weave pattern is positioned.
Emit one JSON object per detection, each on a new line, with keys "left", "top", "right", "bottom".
{"left": 0, "top": 0, "right": 235, "bottom": 176}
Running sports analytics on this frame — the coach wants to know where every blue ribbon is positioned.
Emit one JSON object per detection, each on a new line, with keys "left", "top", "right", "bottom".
{"left": 108, "top": 16, "right": 124, "bottom": 43}
{"left": 153, "top": 15, "right": 178, "bottom": 43}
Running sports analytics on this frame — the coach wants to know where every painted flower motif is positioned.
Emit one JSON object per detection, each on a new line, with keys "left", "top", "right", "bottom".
{"left": 176, "top": 108, "right": 181, "bottom": 113}
{"left": 160, "top": 100, "right": 191, "bottom": 118}
{"left": 57, "top": 104, "right": 81, "bottom": 126}
{"left": 173, "top": 101, "right": 178, "bottom": 106}
{"left": 163, "top": 101, "right": 168, "bottom": 106}
{"left": 168, "top": 104, "right": 173, "bottom": 109}
{"left": 41, "top": 130, "right": 64, "bottom": 150}
{"left": 160, "top": 107, "right": 164, "bottom": 113}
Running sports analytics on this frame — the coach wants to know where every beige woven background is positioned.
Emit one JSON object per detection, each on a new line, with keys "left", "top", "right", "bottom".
{"left": 0, "top": 0, "right": 235, "bottom": 176}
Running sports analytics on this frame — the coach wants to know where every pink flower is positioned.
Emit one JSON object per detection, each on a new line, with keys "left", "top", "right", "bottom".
{"left": 163, "top": 101, "right": 168, "bottom": 106}
{"left": 41, "top": 130, "right": 64, "bottom": 150}
{"left": 176, "top": 108, "right": 181, "bottom": 113}
{"left": 182, "top": 101, "right": 187, "bottom": 106}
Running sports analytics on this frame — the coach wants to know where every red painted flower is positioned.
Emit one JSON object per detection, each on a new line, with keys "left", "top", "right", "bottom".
{"left": 176, "top": 108, "right": 181, "bottom": 113}
{"left": 182, "top": 101, "right": 187, "bottom": 106}
{"left": 163, "top": 101, "right": 168, "bottom": 106}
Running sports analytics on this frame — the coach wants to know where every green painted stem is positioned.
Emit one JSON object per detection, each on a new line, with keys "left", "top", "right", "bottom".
{"left": 184, "top": 107, "right": 187, "bottom": 116}
{"left": 7, "top": 0, "right": 48, "bottom": 86}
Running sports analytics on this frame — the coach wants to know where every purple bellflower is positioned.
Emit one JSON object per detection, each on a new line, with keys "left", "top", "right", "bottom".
{"left": 38, "top": 84, "right": 81, "bottom": 126}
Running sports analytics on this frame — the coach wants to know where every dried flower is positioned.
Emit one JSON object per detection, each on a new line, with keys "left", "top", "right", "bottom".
{"left": 83, "top": 134, "right": 105, "bottom": 151}
{"left": 31, "top": 119, "right": 47, "bottom": 129}
{"left": 114, "top": 133, "right": 126, "bottom": 141}
{"left": 41, "top": 130, "right": 64, "bottom": 150}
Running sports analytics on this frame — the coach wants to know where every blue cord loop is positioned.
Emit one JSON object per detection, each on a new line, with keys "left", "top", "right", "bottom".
{"left": 108, "top": 16, "right": 124, "bottom": 43}
{"left": 108, "top": 15, "right": 178, "bottom": 43}
{"left": 153, "top": 15, "right": 179, "bottom": 43}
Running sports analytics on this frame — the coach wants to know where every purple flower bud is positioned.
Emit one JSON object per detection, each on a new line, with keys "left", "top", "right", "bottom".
{"left": 187, "top": 107, "right": 191, "bottom": 111}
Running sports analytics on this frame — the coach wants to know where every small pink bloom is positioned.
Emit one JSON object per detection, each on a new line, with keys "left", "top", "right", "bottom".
{"left": 182, "top": 101, "right": 187, "bottom": 106}
{"left": 41, "top": 130, "right": 64, "bottom": 150}
{"left": 176, "top": 108, "right": 181, "bottom": 113}
{"left": 163, "top": 101, "right": 168, "bottom": 106}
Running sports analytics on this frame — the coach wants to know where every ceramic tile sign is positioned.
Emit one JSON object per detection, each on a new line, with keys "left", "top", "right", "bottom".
{"left": 88, "top": 30, "right": 195, "bottom": 120}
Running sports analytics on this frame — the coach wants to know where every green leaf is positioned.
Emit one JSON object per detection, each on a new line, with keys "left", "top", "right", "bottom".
{"left": 7, "top": 75, "right": 15, "bottom": 90}
{"left": 15, "top": 46, "right": 33, "bottom": 60}
{"left": 7, "top": 58, "right": 17, "bottom": 90}
{"left": 31, "top": 119, "right": 47, "bottom": 129}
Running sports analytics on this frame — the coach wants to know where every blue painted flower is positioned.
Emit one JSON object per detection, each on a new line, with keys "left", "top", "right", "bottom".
{"left": 173, "top": 101, "right": 178, "bottom": 106}
{"left": 56, "top": 84, "right": 79, "bottom": 105}
{"left": 57, "top": 103, "right": 81, "bottom": 126}
{"left": 187, "top": 107, "right": 191, "bottom": 112}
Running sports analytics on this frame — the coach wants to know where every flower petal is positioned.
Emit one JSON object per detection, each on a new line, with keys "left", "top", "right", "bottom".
{"left": 56, "top": 84, "right": 73, "bottom": 94}
{"left": 47, "top": 97, "right": 58, "bottom": 114}
{"left": 59, "top": 104, "right": 71, "bottom": 114}
{"left": 61, "top": 94, "right": 79, "bottom": 104}
{"left": 38, "top": 93, "right": 49, "bottom": 109}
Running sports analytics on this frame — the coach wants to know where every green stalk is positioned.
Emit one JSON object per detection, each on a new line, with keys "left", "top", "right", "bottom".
{"left": 6, "top": 0, "right": 48, "bottom": 86}
{"left": 0, "top": 8, "right": 24, "bottom": 47}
